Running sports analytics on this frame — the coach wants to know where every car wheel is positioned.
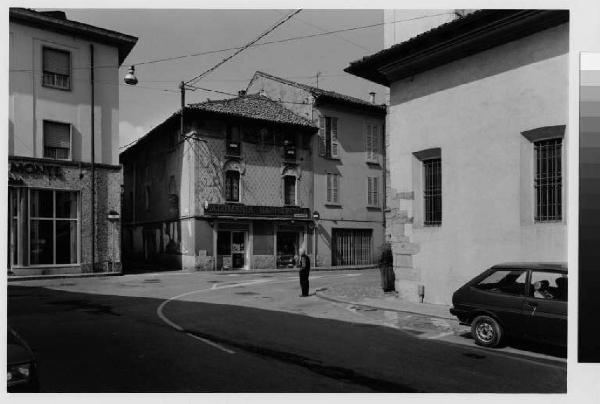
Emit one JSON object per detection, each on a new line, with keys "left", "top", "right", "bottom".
{"left": 471, "top": 315, "right": 503, "bottom": 348}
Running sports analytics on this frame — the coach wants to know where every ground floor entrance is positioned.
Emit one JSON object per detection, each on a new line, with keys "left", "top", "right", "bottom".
{"left": 332, "top": 228, "right": 373, "bottom": 266}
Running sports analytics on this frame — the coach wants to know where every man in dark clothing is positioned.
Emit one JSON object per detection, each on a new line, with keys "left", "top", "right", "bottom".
{"left": 298, "top": 248, "right": 310, "bottom": 297}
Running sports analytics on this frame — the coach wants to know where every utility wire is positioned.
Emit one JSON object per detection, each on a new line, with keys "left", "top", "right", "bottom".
{"left": 9, "top": 12, "right": 452, "bottom": 73}
{"left": 185, "top": 9, "right": 302, "bottom": 87}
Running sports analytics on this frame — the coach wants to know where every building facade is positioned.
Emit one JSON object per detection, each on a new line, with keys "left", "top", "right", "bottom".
{"left": 120, "top": 94, "right": 318, "bottom": 271}
{"left": 346, "top": 10, "right": 569, "bottom": 304}
{"left": 8, "top": 8, "right": 137, "bottom": 276}
{"left": 247, "top": 72, "right": 387, "bottom": 267}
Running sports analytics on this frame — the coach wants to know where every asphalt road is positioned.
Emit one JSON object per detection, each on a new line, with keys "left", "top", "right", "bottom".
{"left": 7, "top": 269, "right": 567, "bottom": 392}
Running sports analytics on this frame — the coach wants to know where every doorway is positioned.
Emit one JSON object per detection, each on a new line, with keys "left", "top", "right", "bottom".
{"left": 277, "top": 231, "right": 299, "bottom": 268}
{"left": 217, "top": 229, "right": 248, "bottom": 270}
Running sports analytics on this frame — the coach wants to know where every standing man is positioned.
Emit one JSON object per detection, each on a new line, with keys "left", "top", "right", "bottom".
{"left": 298, "top": 247, "right": 311, "bottom": 297}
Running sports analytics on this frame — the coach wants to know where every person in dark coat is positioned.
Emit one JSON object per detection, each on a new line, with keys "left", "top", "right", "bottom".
{"left": 297, "top": 247, "right": 310, "bottom": 297}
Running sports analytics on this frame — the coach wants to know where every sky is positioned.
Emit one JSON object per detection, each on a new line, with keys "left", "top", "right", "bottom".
{"left": 59, "top": 9, "right": 392, "bottom": 149}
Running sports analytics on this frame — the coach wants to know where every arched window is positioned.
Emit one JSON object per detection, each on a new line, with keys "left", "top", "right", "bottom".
{"left": 225, "top": 170, "right": 240, "bottom": 202}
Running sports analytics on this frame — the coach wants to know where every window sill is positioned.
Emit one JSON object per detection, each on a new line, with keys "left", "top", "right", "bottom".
{"left": 366, "top": 206, "right": 382, "bottom": 211}
{"left": 320, "top": 156, "right": 341, "bottom": 161}
{"left": 225, "top": 153, "right": 242, "bottom": 159}
{"left": 42, "top": 83, "right": 71, "bottom": 92}
{"left": 324, "top": 203, "right": 342, "bottom": 208}
{"left": 366, "top": 160, "right": 381, "bottom": 167}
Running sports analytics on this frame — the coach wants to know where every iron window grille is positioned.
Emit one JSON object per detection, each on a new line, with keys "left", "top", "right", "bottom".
{"left": 535, "top": 138, "right": 562, "bottom": 221}
{"left": 42, "top": 47, "right": 71, "bottom": 90}
{"left": 225, "top": 170, "right": 240, "bottom": 202}
{"left": 423, "top": 158, "right": 442, "bottom": 226}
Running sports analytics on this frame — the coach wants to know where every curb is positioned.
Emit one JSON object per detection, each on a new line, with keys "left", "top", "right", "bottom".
{"left": 212, "top": 266, "right": 376, "bottom": 276}
{"left": 315, "top": 291, "right": 456, "bottom": 321}
{"left": 8, "top": 271, "right": 122, "bottom": 282}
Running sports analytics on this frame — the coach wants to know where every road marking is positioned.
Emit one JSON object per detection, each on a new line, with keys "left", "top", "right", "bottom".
{"left": 185, "top": 332, "right": 235, "bottom": 354}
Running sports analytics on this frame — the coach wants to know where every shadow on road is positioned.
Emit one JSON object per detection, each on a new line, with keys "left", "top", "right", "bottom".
{"left": 456, "top": 331, "right": 567, "bottom": 359}
{"left": 8, "top": 284, "right": 566, "bottom": 393}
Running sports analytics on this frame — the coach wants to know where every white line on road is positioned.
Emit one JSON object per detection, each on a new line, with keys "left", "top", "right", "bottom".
{"left": 185, "top": 332, "right": 236, "bottom": 354}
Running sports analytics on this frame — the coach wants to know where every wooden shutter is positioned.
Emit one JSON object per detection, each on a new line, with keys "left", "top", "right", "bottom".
{"left": 330, "top": 117, "right": 339, "bottom": 158}
{"left": 333, "top": 174, "right": 339, "bottom": 203}
{"left": 372, "top": 125, "right": 379, "bottom": 156}
{"left": 367, "top": 177, "right": 372, "bottom": 205}
{"left": 318, "top": 117, "right": 326, "bottom": 156}
{"left": 373, "top": 177, "right": 379, "bottom": 206}
{"left": 365, "top": 124, "right": 372, "bottom": 161}
{"left": 327, "top": 173, "right": 332, "bottom": 203}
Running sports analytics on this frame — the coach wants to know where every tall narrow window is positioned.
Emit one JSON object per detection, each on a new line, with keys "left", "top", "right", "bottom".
{"left": 284, "top": 175, "right": 296, "bottom": 205}
{"left": 423, "top": 158, "right": 442, "bottom": 226}
{"left": 42, "top": 47, "right": 71, "bottom": 90}
{"left": 283, "top": 133, "right": 297, "bottom": 160}
{"left": 225, "top": 170, "right": 240, "bottom": 202}
{"left": 366, "top": 124, "right": 379, "bottom": 162}
{"left": 226, "top": 125, "right": 241, "bottom": 156}
{"left": 367, "top": 177, "right": 379, "bottom": 207}
{"left": 535, "top": 138, "right": 562, "bottom": 221}
{"left": 43, "top": 121, "right": 71, "bottom": 160}
{"left": 327, "top": 173, "right": 340, "bottom": 204}
{"left": 319, "top": 116, "right": 339, "bottom": 158}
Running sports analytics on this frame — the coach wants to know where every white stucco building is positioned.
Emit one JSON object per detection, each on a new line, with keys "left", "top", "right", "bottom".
{"left": 8, "top": 8, "right": 137, "bottom": 275}
{"left": 346, "top": 9, "right": 569, "bottom": 304}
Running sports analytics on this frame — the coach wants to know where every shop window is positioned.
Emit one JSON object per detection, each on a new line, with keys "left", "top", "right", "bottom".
{"left": 42, "top": 47, "right": 71, "bottom": 90}
{"left": 43, "top": 120, "right": 71, "bottom": 160}
{"left": 23, "top": 189, "right": 79, "bottom": 266}
{"left": 225, "top": 170, "right": 240, "bottom": 202}
{"left": 284, "top": 175, "right": 296, "bottom": 206}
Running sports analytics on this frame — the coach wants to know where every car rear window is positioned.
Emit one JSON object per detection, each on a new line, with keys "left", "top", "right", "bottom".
{"left": 530, "top": 271, "right": 568, "bottom": 301}
{"left": 474, "top": 270, "right": 527, "bottom": 296}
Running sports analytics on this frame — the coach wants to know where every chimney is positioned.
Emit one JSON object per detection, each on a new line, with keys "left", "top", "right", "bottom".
{"left": 238, "top": 90, "right": 246, "bottom": 97}
{"left": 40, "top": 10, "right": 67, "bottom": 20}
{"left": 369, "top": 92, "right": 376, "bottom": 104}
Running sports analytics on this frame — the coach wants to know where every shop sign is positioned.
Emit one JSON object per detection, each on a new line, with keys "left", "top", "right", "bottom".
{"left": 205, "top": 203, "right": 310, "bottom": 219}
{"left": 10, "top": 161, "right": 62, "bottom": 178}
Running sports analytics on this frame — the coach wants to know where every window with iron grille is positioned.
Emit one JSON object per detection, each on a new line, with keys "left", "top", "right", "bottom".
{"left": 535, "top": 138, "right": 562, "bottom": 221}
{"left": 43, "top": 120, "right": 71, "bottom": 160}
{"left": 225, "top": 170, "right": 240, "bottom": 202}
{"left": 423, "top": 158, "right": 442, "bottom": 226}
{"left": 42, "top": 47, "right": 71, "bottom": 90}
{"left": 332, "top": 229, "right": 373, "bottom": 266}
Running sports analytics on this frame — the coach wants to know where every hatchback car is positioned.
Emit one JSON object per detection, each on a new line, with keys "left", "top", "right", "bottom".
{"left": 450, "top": 262, "right": 567, "bottom": 348}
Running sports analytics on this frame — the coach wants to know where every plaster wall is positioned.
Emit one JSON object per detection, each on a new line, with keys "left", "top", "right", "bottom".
{"left": 387, "top": 24, "right": 568, "bottom": 304}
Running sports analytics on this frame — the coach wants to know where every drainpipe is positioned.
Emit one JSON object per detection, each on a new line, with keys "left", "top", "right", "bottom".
{"left": 90, "top": 44, "right": 96, "bottom": 272}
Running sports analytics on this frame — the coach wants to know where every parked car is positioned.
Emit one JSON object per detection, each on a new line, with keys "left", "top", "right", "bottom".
{"left": 450, "top": 262, "right": 567, "bottom": 348}
{"left": 7, "top": 326, "right": 39, "bottom": 392}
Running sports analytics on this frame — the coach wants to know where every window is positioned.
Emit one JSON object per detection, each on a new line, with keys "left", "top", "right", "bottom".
{"left": 332, "top": 229, "right": 373, "bottom": 266}
{"left": 474, "top": 270, "right": 527, "bottom": 296}
{"left": 319, "top": 116, "right": 339, "bottom": 158}
{"left": 423, "top": 158, "right": 442, "bottom": 226}
{"left": 226, "top": 125, "right": 241, "bottom": 156}
{"left": 530, "top": 271, "right": 568, "bottom": 301}
{"left": 283, "top": 133, "right": 297, "bottom": 160}
{"left": 326, "top": 173, "right": 340, "bottom": 204}
{"left": 42, "top": 47, "right": 71, "bottom": 90}
{"left": 43, "top": 121, "right": 71, "bottom": 160}
{"left": 217, "top": 231, "right": 231, "bottom": 255}
{"left": 225, "top": 170, "right": 240, "bottom": 202}
{"left": 367, "top": 177, "right": 379, "bottom": 207}
{"left": 535, "top": 138, "right": 562, "bottom": 221}
{"left": 144, "top": 186, "right": 151, "bottom": 211}
{"left": 29, "top": 189, "right": 79, "bottom": 266}
{"left": 366, "top": 123, "right": 380, "bottom": 162}
{"left": 284, "top": 175, "right": 296, "bottom": 205}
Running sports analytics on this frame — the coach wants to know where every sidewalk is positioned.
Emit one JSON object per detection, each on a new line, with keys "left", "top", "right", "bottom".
{"left": 315, "top": 276, "right": 455, "bottom": 320}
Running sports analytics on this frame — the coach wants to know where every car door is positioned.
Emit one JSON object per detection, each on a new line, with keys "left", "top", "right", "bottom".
{"left": 523, "top": 270, "right": 568, "bottom": 346}
{"left": 469, "top": 268, "right": 529, "bottom": 337}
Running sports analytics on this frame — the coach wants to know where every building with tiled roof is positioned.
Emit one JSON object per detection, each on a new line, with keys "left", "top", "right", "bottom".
{"left": 247, "top": 71, "right": 387, "bottom": 268}
{"left": 119, "top": 93, "right": 320, "bottom": 271}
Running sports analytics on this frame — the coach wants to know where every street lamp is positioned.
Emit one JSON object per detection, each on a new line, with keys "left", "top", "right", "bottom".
{"left": 124, "top": 65, "right": 138, "bottom": 85}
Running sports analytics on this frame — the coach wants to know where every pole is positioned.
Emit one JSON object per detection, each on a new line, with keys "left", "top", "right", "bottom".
{"left": 90, "top": 44, "right": 96, "bottom": 273}
{"left": 179, "top": 81, "right": 185, "bottom": 139}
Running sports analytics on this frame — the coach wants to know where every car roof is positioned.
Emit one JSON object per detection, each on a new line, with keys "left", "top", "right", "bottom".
{"left": 491, "top": 262, "right": 567, "bottom": 272}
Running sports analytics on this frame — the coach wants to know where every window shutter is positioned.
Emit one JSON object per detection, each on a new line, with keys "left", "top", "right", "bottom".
{"left": 333, "top": 174, "right": 339, "bottom": 203}
{"left": 367, "top": 177, "right": 372, "bottom": 205}
{"left": 365, "top": 124, "right": 372, "bottom": 161}
{"left": 44, "top": 121, "right": 70, "bottom": 148}
{"left": 373, "top": 177, "right": 379, "bottom": 206}
{"left": 43, "top": 48, "right": 70, "bottom": 75}
{"left": 372, "top": 126, "right": 379, "bottom": 156}
{"left": 326, "top": 173, "right": 332, "bottom": 202}
{"left": 330, "top": 117, "right": 339, "bottom": 158}
{"left": 319, "top": 117, "right": 326, "bottom": 156}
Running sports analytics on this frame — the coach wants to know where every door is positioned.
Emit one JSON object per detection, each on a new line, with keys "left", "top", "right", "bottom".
{"left": 231, "top": 231, "right": 246, "bottom": 269}
{"left": 523, "top": 271, "right": 568, "bottom": 346}
{"left": 277, "top": 231, "right": 298, "bottom": 268}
